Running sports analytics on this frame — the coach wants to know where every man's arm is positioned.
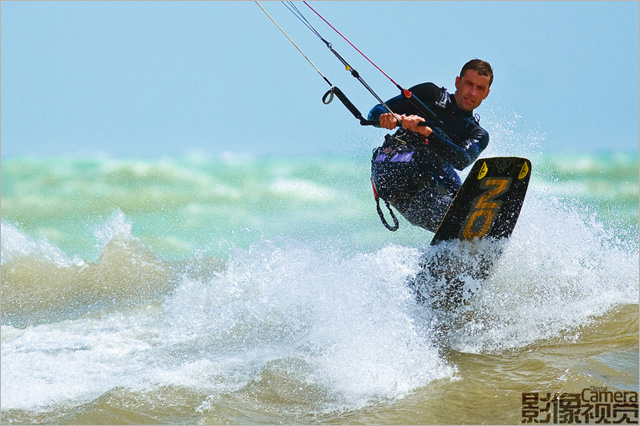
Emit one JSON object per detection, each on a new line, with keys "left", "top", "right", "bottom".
{"left": 428, "top": 126, "right": 489, "bottom": 170}
{"left": 367, "top": 83, "right": 442, "bottom": 123}
{"left": 368, "top": 82, "right": 488, "bottom": 170}
{"left": 367, "top": 94, "right": 406, "bottom": 123}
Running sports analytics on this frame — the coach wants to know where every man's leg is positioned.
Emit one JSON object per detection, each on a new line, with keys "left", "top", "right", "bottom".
{"left": 392, "top": 187, "right": 454, "bottom": 232}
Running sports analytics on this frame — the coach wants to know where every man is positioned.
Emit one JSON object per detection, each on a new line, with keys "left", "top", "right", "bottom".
{"left": 368, "top": 59, "right": 493, "bottom": 232}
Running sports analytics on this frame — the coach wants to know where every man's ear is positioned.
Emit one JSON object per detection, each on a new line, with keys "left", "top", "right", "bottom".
{"left": 455, "top": 76, "right": 460, "bottom": 90}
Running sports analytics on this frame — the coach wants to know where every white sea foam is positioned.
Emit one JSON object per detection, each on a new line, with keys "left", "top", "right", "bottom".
{"left": 436, "top": 187, "right": 639, "bottom": 353}
{"left": 0, "top": 222, "right": 81, "bottom": 266}
{"left": 1, "top": 152, "right": 637, "bottom": 414}
{"left": 1, "top": 238, "right": 454, "bottom": 411}
{"left": 270, "top": 178, "right": 337, "bottom": 201}
{"left": 3, "top": 203, "right": 636, "bottom": 412}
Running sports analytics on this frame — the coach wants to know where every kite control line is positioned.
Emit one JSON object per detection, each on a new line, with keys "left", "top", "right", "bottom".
{"left": 257, "top": 1, "right": 446, "bottom": 133}
{"left": 256, "top": 1, "right": 404, "bottom": 126}
{"left": 282, "top": 1, "right": 400, "bottom": 125}
{"left": 301, "top": 1, "right": 443, "bottom": 128}
{"left": 256, "top": 2, "right": 453, "bottom": 232}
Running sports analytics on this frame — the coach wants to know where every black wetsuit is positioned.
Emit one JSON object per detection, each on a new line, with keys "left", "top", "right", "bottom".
{"left": 368, "top": 82, "right": 489, "bottom": 232}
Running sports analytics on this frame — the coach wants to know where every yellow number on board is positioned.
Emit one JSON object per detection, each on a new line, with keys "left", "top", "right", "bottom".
{"left": 462, "top": 177, "right": 512, "bottom": 239}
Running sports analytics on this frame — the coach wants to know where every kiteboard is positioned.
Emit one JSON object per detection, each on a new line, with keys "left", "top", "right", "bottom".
{"left": 411, "top": 156, "right": 532, "bottom": 307}
{"left": 431, "top": 156, "right": 531, "bottom": 245}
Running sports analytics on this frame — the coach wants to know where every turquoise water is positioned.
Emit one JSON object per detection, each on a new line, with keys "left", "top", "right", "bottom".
{"left": 1, "top": 148, "right": 638, "bottom": 424}
{"left": 2, "top": 150, "right": 637, "bottom": 261}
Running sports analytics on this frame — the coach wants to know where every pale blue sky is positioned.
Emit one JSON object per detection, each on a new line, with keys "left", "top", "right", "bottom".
{"left": 1, "top": 1, "right": 638, "bottom": 158}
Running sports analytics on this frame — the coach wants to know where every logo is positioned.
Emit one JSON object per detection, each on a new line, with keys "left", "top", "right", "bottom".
{"left": 522, "top": 387, "right": 639, "bottom": 424}
{"left": 477, "top": 161, "right": 488, "bottom": 180}
{"left": 518, "top": 161, "right": 530, "bottom": 180}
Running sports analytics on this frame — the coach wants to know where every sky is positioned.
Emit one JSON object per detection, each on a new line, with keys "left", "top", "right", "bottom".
{"left": 1, "top": 1, "right": 638, "bottom": 158}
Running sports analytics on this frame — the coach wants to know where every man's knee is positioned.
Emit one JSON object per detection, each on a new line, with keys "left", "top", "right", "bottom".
{"left": 392, "top": 191, "right": 453, "bottom": 232}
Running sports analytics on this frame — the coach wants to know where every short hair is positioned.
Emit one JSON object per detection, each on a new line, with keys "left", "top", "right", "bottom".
{"left": 460, "top": 59, "right": 493, "bottom": 87}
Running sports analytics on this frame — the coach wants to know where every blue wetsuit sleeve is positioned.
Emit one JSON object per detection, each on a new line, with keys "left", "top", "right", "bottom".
{"left": 367, "top": 82, "right": 488, "bottom": 170}
{"left": 429, "top": 126, "right": 489, "bottom": 170}
{"left": 367, "top": 94, "right": 404, "bottom": 123}
{"left": 367, "top": 83, "right": 442, "bottom": 124}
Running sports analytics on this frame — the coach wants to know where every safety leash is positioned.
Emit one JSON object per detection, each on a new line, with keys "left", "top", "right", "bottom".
{"left": 371, "top": 178, "right": 399, "bottom": 231}
{"left": 256, "top": 2, "right": 443, "bottom": 232}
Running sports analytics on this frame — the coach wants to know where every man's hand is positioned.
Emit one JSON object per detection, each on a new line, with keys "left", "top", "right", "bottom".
{"left": 379, "top": 113, "right": 402, "bottom": 129}
{"left": 400, "top": 115, "right": 433, "bottom": 138}
{"left": 379, "top": 113, "right": 433, "bottom": 138}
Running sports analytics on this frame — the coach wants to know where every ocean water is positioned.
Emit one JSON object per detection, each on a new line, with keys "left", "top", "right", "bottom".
{"left": 1, "top": 140, "right": 638, "bottom": 423}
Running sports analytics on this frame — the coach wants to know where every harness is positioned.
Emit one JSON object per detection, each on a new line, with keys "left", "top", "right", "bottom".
{"left": 370, "top": 129, "right": 435, "bottom": 231}
{"left": 370, "top": 87, "right": 483, "bottom": 231}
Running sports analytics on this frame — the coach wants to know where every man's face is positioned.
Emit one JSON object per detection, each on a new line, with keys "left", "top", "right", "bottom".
{"left": 454, "top": 69, "right": 491, "bottom": 112}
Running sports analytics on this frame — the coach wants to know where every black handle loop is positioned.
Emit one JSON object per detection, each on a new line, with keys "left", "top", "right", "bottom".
{"left": 322, "top": 88, "right": 334, "bottom": 104}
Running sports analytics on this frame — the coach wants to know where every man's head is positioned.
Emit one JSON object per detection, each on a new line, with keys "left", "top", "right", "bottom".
{"left": 454, "top": 59, "right": 493, "bottom": 112}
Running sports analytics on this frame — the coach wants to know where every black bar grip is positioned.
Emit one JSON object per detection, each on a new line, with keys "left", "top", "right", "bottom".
{"left": 329, "top": 86, "right": 366, "bottom": 122}
{"left": 360, "top": 119, "right": 407, "bottom": 128}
